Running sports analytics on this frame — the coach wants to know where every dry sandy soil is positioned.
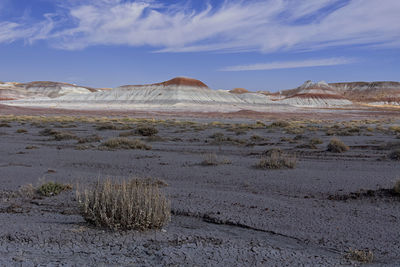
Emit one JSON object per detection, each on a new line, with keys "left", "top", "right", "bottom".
{"left": 0, "top": 111, "right": 400, "bottom": 266}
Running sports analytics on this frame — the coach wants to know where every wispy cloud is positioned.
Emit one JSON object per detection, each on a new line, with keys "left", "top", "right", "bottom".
{"left": 1, "top": 0, "right": 400, "bottom": 53}
{"left": 219, "top": 57, "right": 356, "bottom": 71}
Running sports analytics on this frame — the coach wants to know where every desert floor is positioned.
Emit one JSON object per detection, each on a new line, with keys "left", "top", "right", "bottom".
{"left": 0, "top": 113, "right": 399, "bottom": 266}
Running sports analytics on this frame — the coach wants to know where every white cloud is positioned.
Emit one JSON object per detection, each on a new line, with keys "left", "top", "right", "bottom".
{"left": 220, "top": 57, "right": 356, "bottom": 71}
{"left": 1, "top": 0, "right": 400, "bottom": 53}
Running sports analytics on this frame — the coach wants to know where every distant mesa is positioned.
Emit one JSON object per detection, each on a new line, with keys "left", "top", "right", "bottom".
{"left": 154, "top": 77, "right": 209, "bottom": 88}
{"left": 120, "top": 77, "right": 209, "bottom": 89}
{"left": 229, "top": 88, "right": 250, "bottom": 94}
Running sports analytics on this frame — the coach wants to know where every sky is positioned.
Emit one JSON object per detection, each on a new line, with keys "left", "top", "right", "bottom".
{"left": 0, "top": 0, "right": 399, "bottom": 91}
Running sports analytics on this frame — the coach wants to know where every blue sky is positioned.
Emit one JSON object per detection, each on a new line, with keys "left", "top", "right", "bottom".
{"left": 0, "top": 0, "right": 399, "bottom": 91}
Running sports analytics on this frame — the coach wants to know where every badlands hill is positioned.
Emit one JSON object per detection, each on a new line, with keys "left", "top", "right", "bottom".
{"left": 1, "top": 77, "right": 399, "bottom": 113}
{"left": 330, "top": 81, "right": 400, "bottom": 105}
{"left": 275, "top": 81, "right": 352, "bottom": 107}
{"left": 275, "top": 80, "right": 400, "bottom": 107}
{"left": 0, "top": 81, "right": 96, "bottom": 100}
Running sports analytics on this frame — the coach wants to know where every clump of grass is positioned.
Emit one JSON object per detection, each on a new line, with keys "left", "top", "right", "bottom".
{"left": 345, "top": 248, "right": 374, "bottom": 263}
{"left": 394, "top": 180, "right": 400, "bottom": 194}
{"left": 327, "top": 138, "right": 349, "bottom": 153}
{"left": 102, "top": 137, "right": 151, "bottom": 150}
{"left": 96, "top": 123, "right": 132, "bottom": 131}
{"left": 208, "top": 132, "right": 246, "bottom": 145}
{"left": 200, "top": 153, "right": 231, "bottom": 166}
{"left": 250, "top": 135, "right": 267, "bottom": 142}
{"left": 77, "top": 178, "right": 170, "bottom": 230}
{"left": 16, "top": 128, "right": 27, "bottom": 133}
{"left": 0, "top": 123, "right": 11, "bottom": 127}
{"left": 135, "top": 125, "right": 158, "bottom": 136}
{"left": 270, "top": 120, "right": 290, "bottom": 128}
{"left": 256, "top": 150, "right": 297, "bottom": 169}
{"left": 389, "top": 149, "right": 400, "bottom": 161}
{"left": 25, "top": 145, "right": 38, "bottom": 149}
{"left": 40, "top": 128, "right": 77, "bottom": 141}
{"left": 37, "top": 182, "right": 72, "bottom": 197}
{"left": 310, "top": 138, "right": 323, "bottom": 145}
{"left": 78, "top": 134, "right": 102, "bottom": 144}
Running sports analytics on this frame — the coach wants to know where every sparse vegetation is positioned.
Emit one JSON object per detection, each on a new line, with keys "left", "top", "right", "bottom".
{"left": 201, "top": 153, "right": 231, "bottom": 166}
{"left": 135, "top": 125, "right": 158, "bottom": 136}
{"left": 389, "top": 149, "right": 400, "bottom": 161}
{"left": 0, "top": 123, "right": 11, "bottom": 127}
{"left": 256, "top": 149, "right": 297, "bottom": 169}
{"left": 102, "top": 137, "right": 151, "bottom": 150}
{"left": 270, "top": 120, "right": 290, "bottom": 128}
{"left": 345, "top": 248, "right": 374, "bottom": 263}
{"left": 40, "top": 128, "right": 77, "bottom": 141}
{"left": 16, "top": 128, "right": 27, "bottom": 133}
{"left": 77, "top": 178, "right": 170, "bottom": 230}
{"left": 96, "top": 123, "right": 132, "bottom": 131}
{"left": 327, "top": 138, "right": 349, "bottom": 153}
{"left": 37, "top": 182, "right": 72, "bottom": 197}
{"left": 78, "top": 134, "right": 102, "bottom": 144}
{"left": 208, "top": 132, "right": 246, "bottom": 145}
{"left": 310, "top": 137, "right": 323, "bottom": 145}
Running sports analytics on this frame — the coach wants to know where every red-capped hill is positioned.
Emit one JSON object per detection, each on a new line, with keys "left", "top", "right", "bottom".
{"left": 153, "top": 77, "right": 208, "bottom": 88}
{"left": 229, "top": 88, "right": 250, "bottom": 94}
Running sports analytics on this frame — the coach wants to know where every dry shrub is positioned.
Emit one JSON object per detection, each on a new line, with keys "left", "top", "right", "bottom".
{"left": 256, "top": 150, "right": 297, "bottom": 169}
{"left": 135, "top": 125, "right": 158, "bottom": 136}
{"left": 77, "top": 179, "right": 170, "bottom": 230}
{"left": 78, "top": 134, "right": 102, "bottom": 144}
{"left": 270, "top": 120, "right": 290, "bottom": 128}
{"left": 0, "top": 123, "right": 11, "bottom": 127}
{"left": 102, "top": 137, "right": 151, "bottom": 150}
{"left": 16, "top": 129, "right": 27, "bottom": 133}
{"left": 201, "top": 153, "right": 231, "bottom": 166}
{"left": 345, "top": 249, "right": 374, "bottom": 263}
{"left": 327, "top": 138, "right": 349, "bottom": 153}
{"left": 40, "top": 128, "right": 77, "bottom": 141}
{"left": 19, "top": 184, "right": 36, "bottom": 199}
{"left": 96, "top": 123, "right": 132, "bottom": 131}
{"left": 310, "top": 137, "right": 323, "bottom": 145}
{"left": 389, "top": 149, "right": 400, "bottom": 161}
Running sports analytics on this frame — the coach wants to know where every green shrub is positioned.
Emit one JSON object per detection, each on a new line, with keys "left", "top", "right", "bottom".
{"left": 77, "top": 179, "right": 170, "bottom": 230}
{"left": 327, "top": 138, "right": 349, "bottom": 153}
{"left": 37, "top": 182, "right": 72, "bottom": 197}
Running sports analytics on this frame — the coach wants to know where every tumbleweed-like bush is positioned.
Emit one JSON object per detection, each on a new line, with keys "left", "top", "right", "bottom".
{"left": 327, "top": 138, "right": 349, "bottom": 153}
{"left": 135, "top": 125, "right": 159, "bottom": 136}
{"left": 256, "top": 150, "right": 297, "bottom": 169}
{"left": 77, "top": 179, "right": 170, "bottom": 230}
{"left": 102, "top": 137, "right": 151, "bottom": 150}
